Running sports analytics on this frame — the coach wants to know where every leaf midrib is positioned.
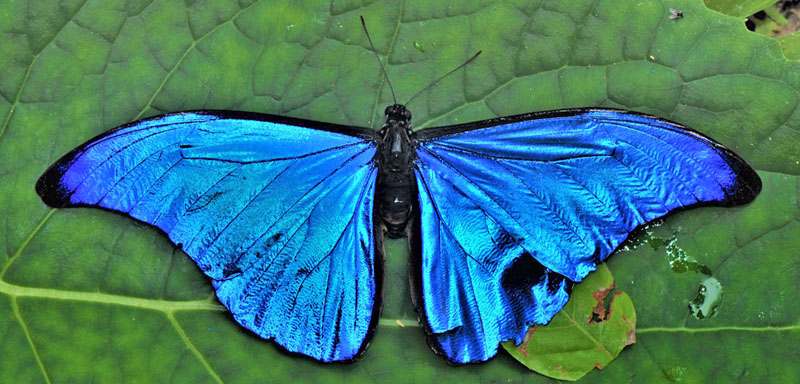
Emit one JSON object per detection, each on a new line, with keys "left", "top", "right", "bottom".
{"left": 0, "top": 279, "right": 797, "bottom": 333}
{"left": 0, "top": 279, "right": 224, "bottom": 312}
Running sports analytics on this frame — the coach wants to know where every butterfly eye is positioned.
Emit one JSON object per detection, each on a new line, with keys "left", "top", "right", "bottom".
{"left": 384, "top": 105, "right": 393, "bottom": 116}
{"left": 403, "top": 109, "right": 412, "bottom": 120}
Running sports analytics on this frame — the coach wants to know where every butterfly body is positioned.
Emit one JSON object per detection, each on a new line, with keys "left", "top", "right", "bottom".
{"left": 376, "top": 104, "right": 417, "bottom": 238}
{"left": 36, "top": 106, "right": 760, "bottom": 365}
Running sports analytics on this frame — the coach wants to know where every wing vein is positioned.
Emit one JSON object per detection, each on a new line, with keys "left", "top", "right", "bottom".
{"left": 426, "top": 141, "right": 612, "bottom": 163}
{"left": 491, "top": 158, "right": 593, "bottom": 251}
{"left": 319, "top": 168, "right": 375, "bottom": 348}
{"left": 229, "top": 145, "right": 373, "bottom": 272}
{"left": 238, "top": 209, "right": 311, "bottom": 321}
{"left": 606, "top": 154, "right": 669, "bottom": 218}
{"left": 81, "top": 119, "right": 201, "bottom": 152}
{"left": 182, "top": 141, "right": 367, "bottom": 165}
{"left": 418, "top": 174, "right": 493, "bottom": 274}
{"left": 602, "top": 121, "right": 728, "bottom": 193}
{"left": 547, "top": 162, "right": 612, "bottom": 213}
{"left": 70, "top": 126, "right": 185, "bottom": 196}
{"left": 183, "top": 165, "right": 242, "bottom": 213}
{"left": 196, "top": 161, "right": 295, "bottom": 259}
{"left": 288, "top": 169, "right": 374, "bottom": 314}
{"left": 128, "top": 157, "right": 186, "bottom": 212}
{"left": 417, "top": 173, "right": 490, "bottom": 341}
{"left": 614, "top": 139, "right": 701, "bottom": 202}
{"left": 97, "top": 141, "right": 180, "bottom": 205}
{"left": 420, "top": 146, "right": 590, "bottom": 254}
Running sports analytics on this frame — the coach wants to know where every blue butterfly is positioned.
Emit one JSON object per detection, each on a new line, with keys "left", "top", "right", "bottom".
{"left": 35, "top": 104, "right": 760, "bottom": 364}
{"left": 34, "top": 16, "right": 760, "bottom": 366}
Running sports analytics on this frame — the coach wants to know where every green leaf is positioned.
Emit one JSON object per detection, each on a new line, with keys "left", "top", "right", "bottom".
{"left": 779, "top": 32, "right": 800, "bottom": 60}
{"left": 1, "top": 0, "right": 798, "bottom": 383}
{"left": 703, "top": 0, "right": 777, "bottom": 18}
{"left": 503, "top": 265, "right": 636, "bottom": 381}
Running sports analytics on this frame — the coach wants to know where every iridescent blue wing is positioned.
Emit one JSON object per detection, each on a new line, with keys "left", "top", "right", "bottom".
{"left": 411, "top": 109, "right": 760, "bottom": 363}
{"left": 36, "top": 111, "right": 382, "bottom": 362}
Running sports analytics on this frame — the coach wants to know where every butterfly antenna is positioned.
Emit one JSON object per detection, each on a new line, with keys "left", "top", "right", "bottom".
{"left": 361, "top": 16, "right": 397, "bottom": 105}
{"left": 405, "top": 50, "right": 482, "bottom": 107}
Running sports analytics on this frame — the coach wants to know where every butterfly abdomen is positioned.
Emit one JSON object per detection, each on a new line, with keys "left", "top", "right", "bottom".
{"left": 376, "top": 168, "right": 416, "bottom": 238}
{"left": 377, "top": 104, "right": 417, "bottom": 238}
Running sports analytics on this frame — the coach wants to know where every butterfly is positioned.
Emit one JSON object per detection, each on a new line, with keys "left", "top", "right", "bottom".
{"left": 35, "top": 105, "right": 761, "bottom": 364}
{"left": 34, "top": 19, "right": 761, "bottom": 365}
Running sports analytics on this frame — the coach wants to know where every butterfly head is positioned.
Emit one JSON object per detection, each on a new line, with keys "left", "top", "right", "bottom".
{"left": 385, "top": 104, "right": 412, "bottom": 124}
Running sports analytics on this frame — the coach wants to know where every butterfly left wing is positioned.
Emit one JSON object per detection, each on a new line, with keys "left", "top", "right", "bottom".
{"left": 36, "top": 111, "right": 382, "bottom": 362}
{"left": 411, "top": 109, "right": 760, "bottom": 363}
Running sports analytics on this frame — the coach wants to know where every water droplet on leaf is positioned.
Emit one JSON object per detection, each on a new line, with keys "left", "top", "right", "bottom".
{"left": 689, "top": 277, "right": 723, "bottom": 319}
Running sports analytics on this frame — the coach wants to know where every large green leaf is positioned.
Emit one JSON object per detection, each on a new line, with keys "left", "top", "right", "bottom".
{"left": 1, "top": 0, "right": 798, "bottom": 382}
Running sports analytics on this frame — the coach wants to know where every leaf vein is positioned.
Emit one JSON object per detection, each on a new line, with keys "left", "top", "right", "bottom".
{"left": 11, "top": 297, "right": 52, "bottom": 384}
{"left": 166, "top": 311, "right": 224, "bottom": 384}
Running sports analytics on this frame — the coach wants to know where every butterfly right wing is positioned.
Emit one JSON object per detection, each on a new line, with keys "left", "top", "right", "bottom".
{"left": 36, "top": 111, "right": 382, "bottom": 362}
{"left": 411, "top": 109, "right": 760, "bottom": 363}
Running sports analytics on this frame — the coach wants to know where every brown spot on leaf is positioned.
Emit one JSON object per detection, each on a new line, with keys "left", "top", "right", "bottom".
{"left": 519, "top": 327, "right": 537, "bottom": 357}
{"left": 625, "top": 330, "right": 636, "bottom": 345}
{"left": 522, "top": 327, "right": 537, "bottom": 344}
{"left": 622, "top": 314, "right": 634, "bottom": 329}
{"left": 595, "top": 362, "right": 604, "bottom": 370}
{"left": 588, "top": 284, "right": 615, "bottom": 324}
{"left": 621, "top": 314, "right": 637, "bottom": 345}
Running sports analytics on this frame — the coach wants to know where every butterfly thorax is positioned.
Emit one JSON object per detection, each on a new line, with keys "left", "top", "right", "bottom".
{"left": 376, "top": 104, "right": 417, "bottom": 238}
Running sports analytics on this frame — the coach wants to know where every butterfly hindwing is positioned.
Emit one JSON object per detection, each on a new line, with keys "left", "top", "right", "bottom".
{"left": 412, "top": 109, "right": 761, "bottom": 363}
{"left": 36, "top": 111, "right": 382, "bottom": 362}
{"left": 410, "top": 175, "right": 572, "bottom": 363}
